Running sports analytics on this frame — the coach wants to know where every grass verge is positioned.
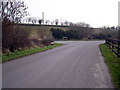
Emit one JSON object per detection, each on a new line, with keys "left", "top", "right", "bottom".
{"left": 2, "top": 43, "right": 62, "bottom": 63}
{"left": 56, "top": 39, "right": 104, "bottom": 41}
{"left": 99, "top": 43, "right": 120, "bottom": 88}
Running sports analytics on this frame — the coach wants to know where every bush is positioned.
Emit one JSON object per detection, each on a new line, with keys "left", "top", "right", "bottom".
{"left": 10, "top": 26, "right": 31, "bottom": 51}
{"left": 2, "top": 18, "right": 31, "bottom": 52}
{"left": 41, "top": 36, "right": 54, "bottom": 46}
{"left": 2, "top": 18, "right": 15, "bottom": 53}
{"left": 51, "top": 28, "right": 82, "bottom": 40}
{"left": 51, "top": 28, "right": 65, "bottom": 40}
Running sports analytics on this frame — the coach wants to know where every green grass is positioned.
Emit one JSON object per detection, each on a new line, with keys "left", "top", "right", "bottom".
{"left": 2, "top": 43, "right": 62, "bottom": 63}
{"left": 0, "top": 52, "right": 2, "bottom": 63}
{"left": 56, "top": 39, "right": 104, "bottom": 41}
{"left": 99, "top": 44, "right": 120, "bottom": 88}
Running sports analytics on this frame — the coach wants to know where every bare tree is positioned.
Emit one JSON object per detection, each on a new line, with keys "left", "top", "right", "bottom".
{"left": 76, "top": 22, "right": 90, "bottom": 28}
{"left": 31, "top": 18, "right": 37, "bottom": 24}
{"left": 45, "top": 20, "right": 49, "bottom": 25}
{"left": 55, "top": 19, "right": 59, "bottom": 25}
{"left": 85, "top": 24, "right": 90, "bottom": 28}
{"left": 25, "top": 17, "right": 38, "bottom": 24}
{"left": 1, "top": 0, "right": 29, "bottom": 52}
{"left": 50, "top": 21, "right": 54, "bottom": 25}
{"left": 60, "top": 22, "right": 63, "bottom": 26}
{"left": 38, "top": 19, "right": 43, "bottom": 25}
{"left": 26, "top": 18, "right": 32, "bottom": 23}
{"left": 1, "top": 0, "right": 28, "bottom": 23}
{"left": 64, "top": 21, "right": 69, "bottom": 26}
{"left": 60, "top": 19, "right": 64, "bottom": 26}
{"left": 69, "top": 22, "right": 74, "bottom": 27}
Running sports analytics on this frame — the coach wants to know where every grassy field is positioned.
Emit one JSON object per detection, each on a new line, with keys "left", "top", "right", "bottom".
{"left": 18, "top": 25, "right": 70, "bottom": 40}
{"left": 19, "top": 24, "right": 70, "bottom": 31}
{"left": 2, "top": 43, "right": 62, "bottom": 63}
{"left": 99, "top": 44, "right": 120, "bottom": 88}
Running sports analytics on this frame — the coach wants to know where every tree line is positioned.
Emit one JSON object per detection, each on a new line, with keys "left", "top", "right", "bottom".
{"left": 51, "top": 23, "right": 118, "bottom": 40}
{"left": 22, "top": 17, "right": 70, "bottom": 26}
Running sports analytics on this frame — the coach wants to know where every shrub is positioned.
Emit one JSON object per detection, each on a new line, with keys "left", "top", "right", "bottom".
{"left": 41, "top": 36, "right": 54, "bottom": 46}
{"left": 51, "top": 28, "right": 65, "bottom": 40}
{"left": 10, "top": 26, "right": 31, "bottom": 51}
{"left": 2, "top": 19, "right": 31, "bottom": 52}
{"left": 2, "top": 18, "right": 15, "bottom": 53}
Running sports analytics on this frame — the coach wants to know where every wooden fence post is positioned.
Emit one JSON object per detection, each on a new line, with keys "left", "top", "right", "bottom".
{"left": 105, "top": 39, "right": 107, "bottom": 44}
{"left": 111, "top": 39, "right": 113, "bottom": 49}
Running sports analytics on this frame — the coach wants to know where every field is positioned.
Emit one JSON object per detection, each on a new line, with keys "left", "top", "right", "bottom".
{"left": 18, "top": 24, "right": 70, "bottom": 40}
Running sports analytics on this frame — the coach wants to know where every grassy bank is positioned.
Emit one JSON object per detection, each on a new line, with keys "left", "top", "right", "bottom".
{"left": 2, "top": 43, "right": 62, "bottom": 63}
{"left": 99, "top": 44, "right": 120, "bottom": 88}
{"left": 56, "top": 39, "right": 104, "bottom": 41}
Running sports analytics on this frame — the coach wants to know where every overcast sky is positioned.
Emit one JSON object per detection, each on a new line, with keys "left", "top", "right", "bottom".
{"left": 24, "top": 0, "right": 119, "bottom": 27}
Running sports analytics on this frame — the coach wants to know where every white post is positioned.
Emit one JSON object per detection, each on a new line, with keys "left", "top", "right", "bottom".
{"left": 42, "top": 12, "right": 44, "bottom": 24}
{"left": 118, "top": 2, "right": 120, "bottom": 40}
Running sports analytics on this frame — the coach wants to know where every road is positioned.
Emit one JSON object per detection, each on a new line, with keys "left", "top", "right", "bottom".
{"left": 3, "top": 41, "right": 114, "bottom": 88}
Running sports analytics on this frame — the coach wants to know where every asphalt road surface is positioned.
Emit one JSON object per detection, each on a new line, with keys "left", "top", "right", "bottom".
{"left": 3, "top": 41, "right": 114, "bottom": 88}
